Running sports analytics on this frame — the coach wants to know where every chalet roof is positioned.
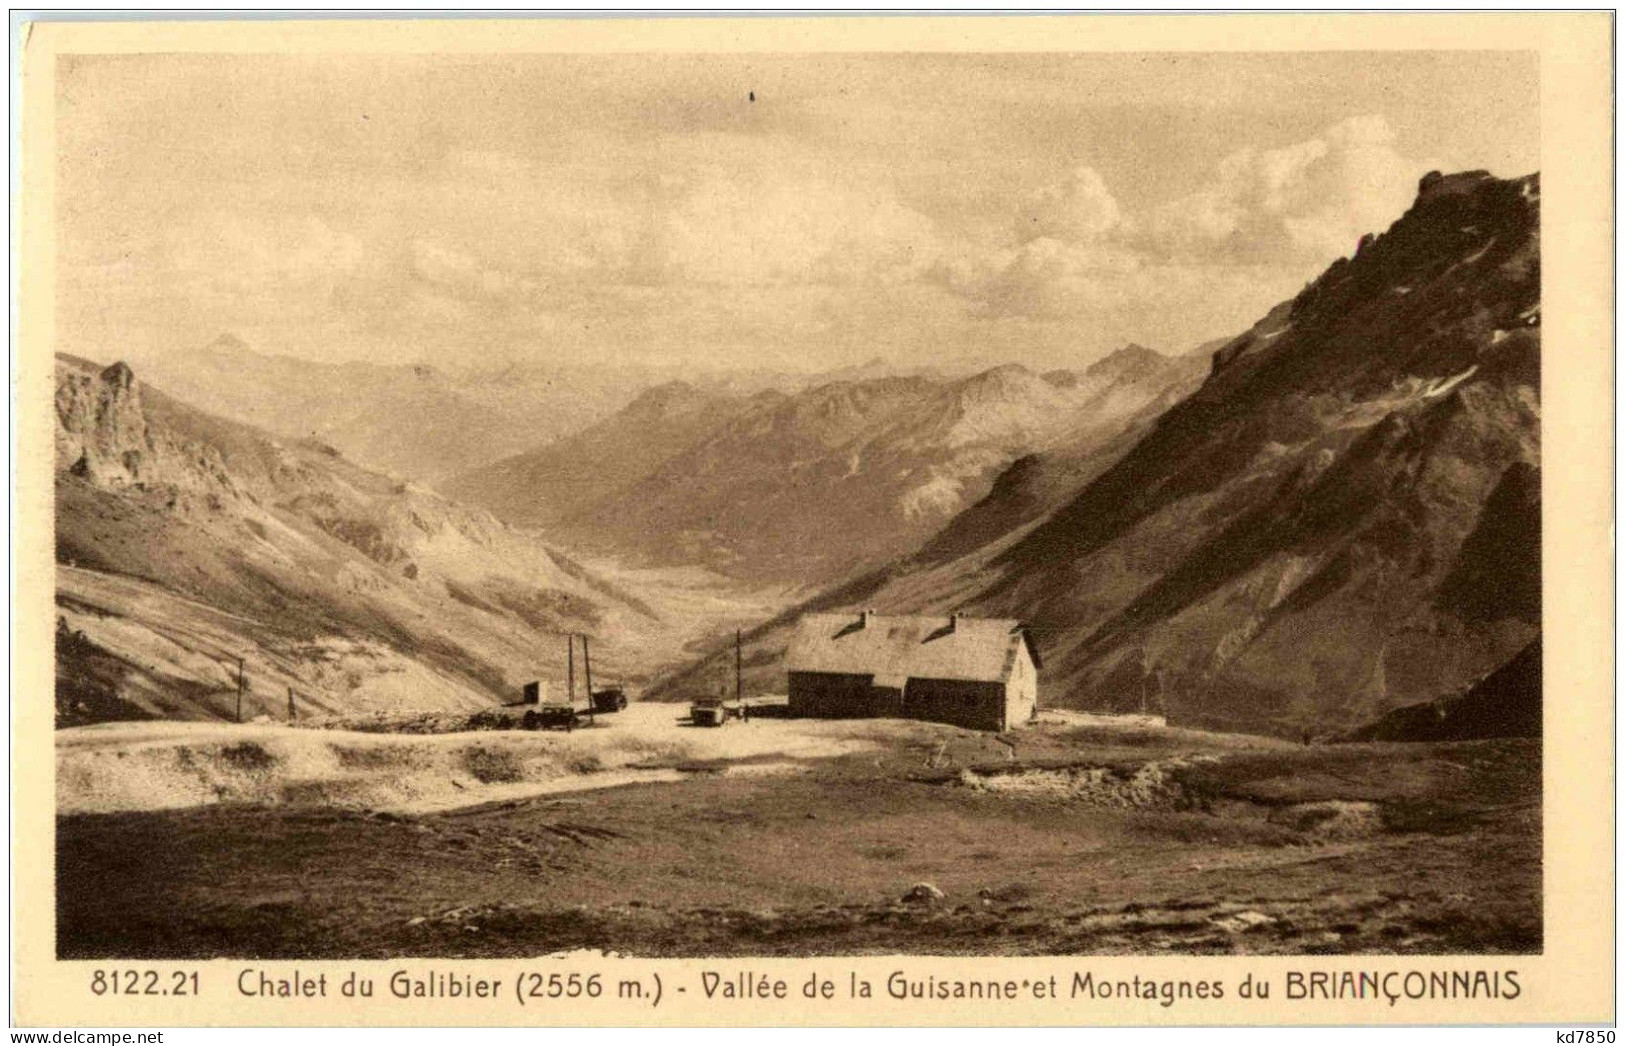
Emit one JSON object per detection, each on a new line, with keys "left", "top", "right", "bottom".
{"left": 786, "top": 612, "right": 1039, "bottom": 685}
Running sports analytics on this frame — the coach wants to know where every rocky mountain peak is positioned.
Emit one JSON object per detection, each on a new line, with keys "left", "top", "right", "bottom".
{"left": 204, "top": 332, "right": 253, "bottom": 356}
{"left": 1084, "top": 343, "right": 1169, "bottom": 383}
{"left": 625, "top": 380, "right": 705, "bottom": 416}
{"left": 954, "top": 363, "right": 1043, "bottom": 400}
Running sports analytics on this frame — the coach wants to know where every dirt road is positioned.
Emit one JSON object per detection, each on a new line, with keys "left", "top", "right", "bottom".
{"left": 57, "top": 702, "right": 885, "bottom": 815}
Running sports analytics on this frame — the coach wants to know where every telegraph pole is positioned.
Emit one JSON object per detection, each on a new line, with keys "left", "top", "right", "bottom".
{"left": 566, "top": 634, "right": 575, "bottom": 705}
{"left": 582, "top": 634, "right": 596, "bottom": 726}
{"left": 736, "top": 629, "right": 745, "bottom": 720}
{"left": 236, "top": 657, "right": 245, "bottom": 723}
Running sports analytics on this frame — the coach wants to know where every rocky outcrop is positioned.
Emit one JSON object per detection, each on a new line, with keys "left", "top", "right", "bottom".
{"left": 56, "top": 360, "right": 152, "bottom": 486}
{"left": 55, "top": 357, "right": 243, "bottom": 504}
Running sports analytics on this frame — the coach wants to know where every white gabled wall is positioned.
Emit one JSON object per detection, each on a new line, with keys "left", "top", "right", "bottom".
{"left": 1003, "top": 641, "right": 1039, "bottom": 728}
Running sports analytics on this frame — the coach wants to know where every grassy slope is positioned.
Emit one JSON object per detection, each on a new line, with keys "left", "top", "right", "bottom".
{"left": 53, "top": 356, "right": 734, "bottom": 723}
{"left": 58, "top": 714, "right": 1538, "bottom": 958}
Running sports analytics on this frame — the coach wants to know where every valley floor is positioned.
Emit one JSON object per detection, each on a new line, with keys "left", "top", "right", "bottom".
{"left": 57, "top": 709, "right": 1540, "bottom": 958}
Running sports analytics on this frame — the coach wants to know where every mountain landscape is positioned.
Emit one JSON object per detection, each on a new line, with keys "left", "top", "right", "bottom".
{"left": 653, "top": 170, "right": 1542, "bottom": 738}
{"left": 52, "top": 354, "right": 769, "bottom": 725}
{"left": 451, "top": 348, "right": 1204, "bottom": 586}
{"left": 56, "top": 171, "right": 1542, "bottom": 740}
{"left": 127, "top": 337, "right": 985, "bottom": 488}
{"left": 41, "top": 33, "right": 1594, "bottom": 981}
{"left": 118, "top": 335, "right": 668, "bottom": 485}
{"left": 441, "top": 380, "right": 763, "bottom": 530}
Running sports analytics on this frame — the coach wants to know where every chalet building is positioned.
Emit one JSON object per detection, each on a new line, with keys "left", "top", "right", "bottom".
{"left": 785, "top": 611, "right": 1040, "bottom": 732}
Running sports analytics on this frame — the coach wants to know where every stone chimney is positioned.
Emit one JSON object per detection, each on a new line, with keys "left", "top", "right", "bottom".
{"left": 948, "top": 612, "right": 960, "bottom": 633}
{"left": 859, "top": 609, "right": 875, "bottom": 629}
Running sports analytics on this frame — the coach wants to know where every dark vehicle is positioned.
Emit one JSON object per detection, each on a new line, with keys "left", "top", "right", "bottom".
{"left": 535, "top": 698, "right": 586, "bottom": 731}
{"left": 691, "top": 630, "right": 752, "bottom": 726}
{"left": 513, "top": 679, "right": 589, "bottom": 730}
{"left": 519, "top": 634, "right": 615, "bottom": 731}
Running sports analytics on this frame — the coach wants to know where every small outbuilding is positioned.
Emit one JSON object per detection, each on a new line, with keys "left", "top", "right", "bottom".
{"left": 785, "top": 611, "right": 1040, "bottom": 732}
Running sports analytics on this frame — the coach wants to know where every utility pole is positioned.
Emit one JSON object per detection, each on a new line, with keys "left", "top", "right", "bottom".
{"left": 236, "top": 657, "right": 245, "bottom": 723}
{"left": 288, "top": 686, "right": 296, "bottom": 721}
{"left": 566, "top": 634, "right": 575, "bottom": 705}
{"left": 582, "top": 633, "right": 596, "bottom": 726}
{"left": 736, "top": 629, "right": 745, "bottom": 721}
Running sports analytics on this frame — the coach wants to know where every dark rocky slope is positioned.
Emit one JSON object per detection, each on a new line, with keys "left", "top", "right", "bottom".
{"left": 1342, "top": 637, "right": 1541, "bottom": 742}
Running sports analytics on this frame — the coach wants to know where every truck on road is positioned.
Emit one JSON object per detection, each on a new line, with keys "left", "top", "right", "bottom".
{"left": 689, "top": 695, "right": 739, "bottom": 727}
{"left": 516, "top": 635, "right": 629, "bottom": 730}
{"left": 591, "top": 687, "right": 629, "bottom": 713}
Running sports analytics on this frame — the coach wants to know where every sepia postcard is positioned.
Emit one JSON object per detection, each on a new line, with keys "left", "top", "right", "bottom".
{"left": 12, "top": 11, "right": 1615, "bottom": 1028}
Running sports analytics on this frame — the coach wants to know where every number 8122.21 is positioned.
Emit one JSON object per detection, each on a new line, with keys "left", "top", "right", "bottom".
{"left": 90, "top": 970, "right": 201, "bottom": 996}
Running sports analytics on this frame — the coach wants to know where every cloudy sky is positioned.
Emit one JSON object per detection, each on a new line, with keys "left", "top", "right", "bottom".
{"left": 55, "top": 50, "right": 1538, "bottom": 373}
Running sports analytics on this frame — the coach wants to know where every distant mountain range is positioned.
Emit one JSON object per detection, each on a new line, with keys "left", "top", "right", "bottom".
{"left": 652, "top": 170, "right": 1542, "bottom": 738}
{"left": 121, "top": 337, "right": 980, "bottom": 487}
{"left": 55, "top": 334, "right": 1203, "bottom": 726}
{"left": 441, "top": 380, "right": 764, "bottom": 531}
{"left": 446, "top": 347, "right": 1205, "bottom": 587}
{"left": 117, "top": 334, "right": 663, "bottom": 485}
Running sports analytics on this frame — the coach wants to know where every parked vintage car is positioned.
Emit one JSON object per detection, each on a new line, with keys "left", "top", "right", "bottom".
{"left": 689, "top": 695, "right": 739, "bottom": 727}
{"left": 591, "top": 687, "right": 629, "bottom": 713}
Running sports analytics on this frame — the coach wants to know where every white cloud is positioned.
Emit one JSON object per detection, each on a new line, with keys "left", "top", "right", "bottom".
{"left": 934, "top": 164, "right": 1137, "bottom": 318}
{"left": 440, "top": 155, "right": 944, "bottom": 290}
{"left": 441, "top": 150, "right": 650, "bottom": 277}
{"left": 170, "top": 214, "right": 365, "bottom": 292}
{"left": 937, "top": 116, "right": 1432, "bottom": 322}
{"left": 1014, "top": 165, "right": 1122, "bottom": 243}
{"left": 86, "top": 107, "right": 1443, "bottom": 370}
{"left": 935, "top": 236, "right": 1143, "bottom": 319}
{"left": 408, "top": 238, "right": 527, "bottom": 300}
{"left": 664, "top": 177, "right": 941, "bottom": 287}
